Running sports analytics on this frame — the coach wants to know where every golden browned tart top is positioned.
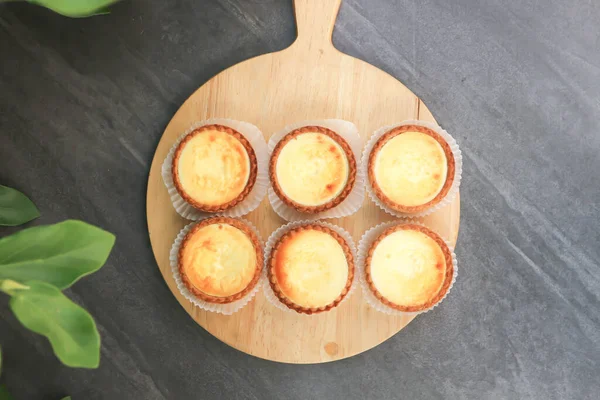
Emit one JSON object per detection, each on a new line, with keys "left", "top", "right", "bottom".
{"left": 368, "top": 124, "right": 455, "bottom": 213}
{"left": 178, "top": 217, "right": 262, "bottom": 304}
{"left": 270, "top": 126, "right": 356, "bottom": 213}
{"left": 365, "top": 224, "right": 454, "bottom": 312}
{"left": 268, "top": 224, "right": 354, "bottom": 314}
{"left": 172, "top": 124, "right": 257, "bottom": 212}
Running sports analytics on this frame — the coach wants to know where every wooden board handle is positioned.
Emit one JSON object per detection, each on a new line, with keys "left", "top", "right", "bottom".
{"left": 292, "top": 0, "right": 342, "bottom": 51}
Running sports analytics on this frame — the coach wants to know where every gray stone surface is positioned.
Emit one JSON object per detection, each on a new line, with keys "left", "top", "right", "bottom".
{"left": 0, "top": 0, "right": 599, "bottom": 398}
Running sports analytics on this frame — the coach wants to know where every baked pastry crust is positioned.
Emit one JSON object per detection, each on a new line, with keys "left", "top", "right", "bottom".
{"left": 267, "top": 224, "right": 354, "bottom": 314}
{"left": 178, "top": 217, "right": 263, "bottom": 304}
{"left": 270, "top": 126, "right": 356, "bottom": 213}
{"left": 172, "top": 124, "right": 258, "bottom": 213}
{"left": 368, "top": 124, "right": 455, "bottom": 213}
{"left": 365, "top": 224, "right": 454, "bottom": 312}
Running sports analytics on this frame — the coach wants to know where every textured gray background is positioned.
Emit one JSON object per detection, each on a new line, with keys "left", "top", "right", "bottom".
{"left": 1, "top": 0, "right": 599, "bottom": 399}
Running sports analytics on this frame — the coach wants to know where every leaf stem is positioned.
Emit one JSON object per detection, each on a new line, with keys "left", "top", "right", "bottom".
{"left": 0, "top": 279, "right": 29, "bottom": 296}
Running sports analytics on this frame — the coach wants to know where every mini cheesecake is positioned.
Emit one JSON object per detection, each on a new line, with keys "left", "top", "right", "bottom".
{"left": 365, "top": 224, "right": 454, "bottom": 312}
{"left": 368, "top": 124, "right": 455, "bottom": 213}
{"left": 270, "top": 126, "right": 356, "bottom": 213}
{"left": 178, "top": 217, "right": 262, "bottom": 304}
{"left": 268, "top": 224, "right": 354, "bottom": 314}
{"left": 172, "top": 124, "right": 257, "bottom": 212}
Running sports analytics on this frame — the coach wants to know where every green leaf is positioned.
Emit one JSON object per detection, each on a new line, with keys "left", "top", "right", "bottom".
{"left": 60, "top": 397, "right": 72, "bottom": 400}
{"left": 27, "top": 0, "right": 120, "bottom": 17}
{"left": 0, "top": 385, "right": 14, "bottom": 400}
{"left": 0, "top": 220, "right": 115, "bottom": 289}
{"left": 0, "top": 280, "right": 30, "bottom": 298}
{"left": 0, "top": 185, "right": 40, "bottom": 226}
{"left": 10, "top": 281, "right": 100, "bottom": 368}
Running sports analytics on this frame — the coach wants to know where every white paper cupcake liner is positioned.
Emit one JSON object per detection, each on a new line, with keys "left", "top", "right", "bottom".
{"left": 357, "top": 220, "right": 458, "bottom": 317}
{"left": 267, "top": 119, "right": 366, "bottom": 221}
{"left": 262, "top": 220, "right": 358, "bottom": 315}
{"left": 362, "top": 120, "right": 462, "bottom": 218}
{"left": 162, "top": 118, "right": 269, "bottom": 220}
{"left": 169, "top": 217, "right": 264, "bottom": 315}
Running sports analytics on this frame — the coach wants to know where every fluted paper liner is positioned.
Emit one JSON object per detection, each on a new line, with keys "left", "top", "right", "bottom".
{"left": 169, "top": 217, "right": 264, "bottom": 315}
{"left": 362, "top": 120, "right": 462, "bottom": 218}
{"left": 357, "top": 220, "right": 458, "bottom": 316}
{"left": 162, "top": 118, "right": 268, "bottom": 219}
{"left": 262, "top": 220, "right": 357, "bottom": 315}
{"left": 268, "top": 119, "right": 366, "bottom": 221}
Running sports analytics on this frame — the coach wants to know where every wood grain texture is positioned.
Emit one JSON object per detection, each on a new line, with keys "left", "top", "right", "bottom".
{"left": 146, "top": 0, "right": 460, "bottom": 363}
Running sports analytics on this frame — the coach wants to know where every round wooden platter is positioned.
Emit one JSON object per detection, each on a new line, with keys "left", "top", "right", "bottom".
{"left": 147, "top": 0, "right": 460, "bottom": 364}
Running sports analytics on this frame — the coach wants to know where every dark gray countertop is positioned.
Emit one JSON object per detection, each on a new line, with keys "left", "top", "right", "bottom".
{"left": 1, "top": 1, "right": 599, "bottom": 399}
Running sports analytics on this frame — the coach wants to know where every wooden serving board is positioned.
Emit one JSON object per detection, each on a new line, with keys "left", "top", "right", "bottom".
{"left": 147, "top": 0, "right": 460, "bottom": 364}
